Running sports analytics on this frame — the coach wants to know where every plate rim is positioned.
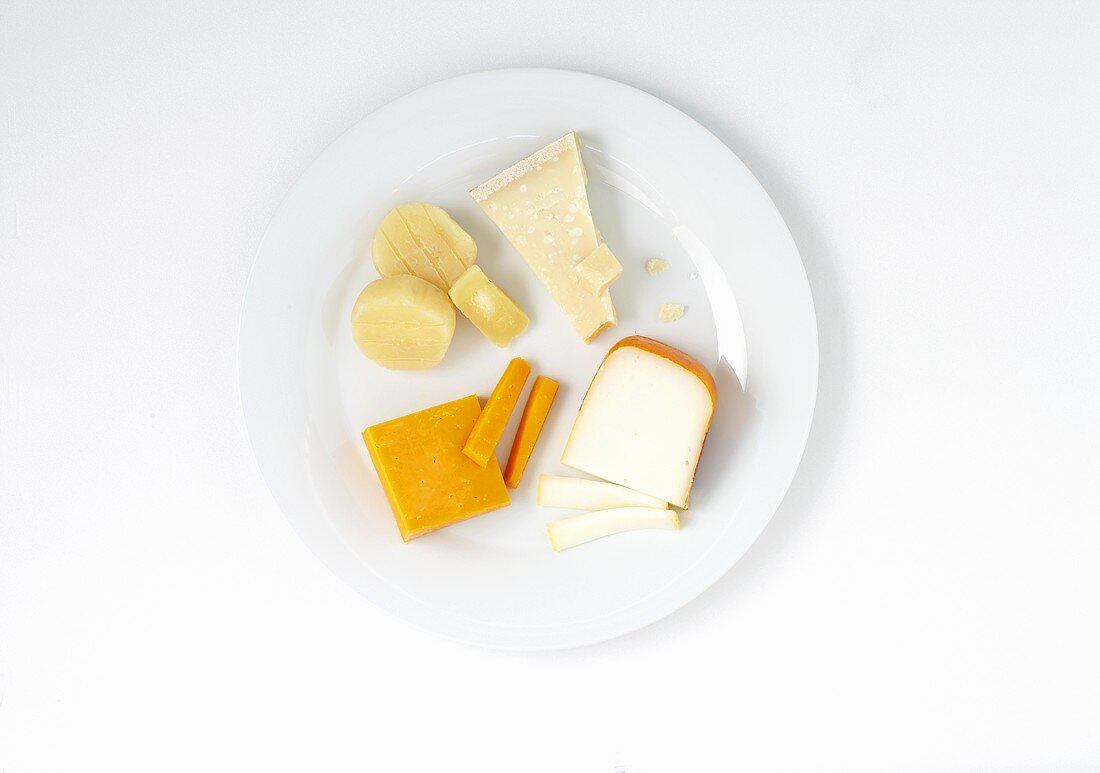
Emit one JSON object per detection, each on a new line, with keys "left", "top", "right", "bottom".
{"left": 237, "top": 67, "right": 819, "bottom": 650}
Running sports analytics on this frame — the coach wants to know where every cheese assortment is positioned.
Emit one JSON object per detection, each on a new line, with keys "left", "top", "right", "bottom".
{"left": 349, "top": 133, "right": 723, "bottom": 552}
{"left": 471, "top": 133, "right": 619, "bottom": 342}
{"left": 353, "top": 202, "right": 528, "bottom": 373}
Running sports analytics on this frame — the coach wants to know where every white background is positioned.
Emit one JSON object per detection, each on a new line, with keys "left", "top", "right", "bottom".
{"left": 2, "top": 1, "right": 1098, "bottom": 770}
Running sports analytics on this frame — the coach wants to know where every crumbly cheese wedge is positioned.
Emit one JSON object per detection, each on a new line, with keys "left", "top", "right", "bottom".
{"left": 574, "top": 243, "right": 623, "bottom": 294}
{"left": 547, "top": 507, "right": 679, "bottom": 551}
{"left": 561, "top": 336, "right": 716, "bottom": 508}
{"left": 471, "top": 133, "right": 617, "bottom": 342}
{"left": 537, "top": 475, "right": 667, "bottom": 510}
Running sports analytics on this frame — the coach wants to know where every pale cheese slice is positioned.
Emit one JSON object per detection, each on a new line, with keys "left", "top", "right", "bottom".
{"left": 547, "top": 507, "right": 680, "bottom": 552}
{"left": 537, "top": 474, "right": 668, "bottom": 510}
{"left": 471, "top": 133, "right": 617, "bottom": 342}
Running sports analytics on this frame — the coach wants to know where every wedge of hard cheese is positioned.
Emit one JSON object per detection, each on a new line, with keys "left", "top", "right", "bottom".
{"left": 471, "top": 133, "right": 617, "bottom": 342}
{"left": 561, "top": 336, "right": 716, "bottom": 508}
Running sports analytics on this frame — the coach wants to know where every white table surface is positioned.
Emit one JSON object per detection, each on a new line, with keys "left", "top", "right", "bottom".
{"left": 2, "top": 2, "right": 1098, "bottom": 771}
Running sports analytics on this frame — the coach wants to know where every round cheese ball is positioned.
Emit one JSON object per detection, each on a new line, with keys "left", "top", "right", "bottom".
{"left": 350, "top": 275, "right": 456, "bottom": 370}
{"left": 372, "top": 203, "right": 477, "bottom": 290}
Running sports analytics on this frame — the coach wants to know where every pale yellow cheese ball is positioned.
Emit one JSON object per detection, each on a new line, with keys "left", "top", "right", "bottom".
{"left": 350, "top": 275, "right": 456, "bottom": 370}
{"left": 372, "top": 203, "right": 477, "bottom": 290}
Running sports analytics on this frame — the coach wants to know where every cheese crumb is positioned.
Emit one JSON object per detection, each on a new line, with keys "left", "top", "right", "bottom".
{"left": 658, "top": 303, "right": 685, "bottom": 323}
{"left": 689, "top": 271, "right": 698, "bottom": 280}
{"left": 645, "top": 258, "right": 669, "bottom": 275}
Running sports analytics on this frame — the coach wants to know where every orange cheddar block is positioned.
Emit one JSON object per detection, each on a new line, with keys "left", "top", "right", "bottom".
{"left": 503, "top": 375, "right": 559, "bottom": 488}
{"left": 363, "top": 394, "right": 510, "bottom": 541}
{"left": 463, "top": 358, "right": 532, "bottom": 467}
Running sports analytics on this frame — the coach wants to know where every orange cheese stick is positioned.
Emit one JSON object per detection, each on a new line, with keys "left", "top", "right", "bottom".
{"left": 463, "top": 357, "right": 531, "bottom": 467}
{"left": 503, "top": 375, "right": 559, "bottom": 488}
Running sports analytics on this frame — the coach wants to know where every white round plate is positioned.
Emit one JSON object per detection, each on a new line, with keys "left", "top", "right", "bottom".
{"left": 238, "top": 69, "right": 817, "bottom": 650}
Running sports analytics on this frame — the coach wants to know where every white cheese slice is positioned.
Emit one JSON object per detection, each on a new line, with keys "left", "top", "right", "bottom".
{"left": 471, "top": 133, "right": 617, "bottom": 342}
{"left": 546, "top": 507, "right": 679, "bottom": 552}
{"left": 561, "top": 336, "right": 716, "bottom": 508}
{"left": 537, "top": 475, "right": 668, "bottom": 510}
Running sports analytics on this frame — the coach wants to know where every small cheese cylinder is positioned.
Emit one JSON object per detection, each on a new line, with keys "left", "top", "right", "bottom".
{"left": 503, "top": 376, "right": 559, "bottom": 488}
{"left": 372, "top": 203, "right": 477, "bottom": 290}
{"left": 463, "top": 357, "right": 531, "bottom": 467}
{"left": 350, "top": 275, "right": 456, "bottom": 370}
{"left": 448, "top": 265, "right": 530, "bottom": 347}
{"left": 574, "top": 244, "right": 623, "bottom": 294}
